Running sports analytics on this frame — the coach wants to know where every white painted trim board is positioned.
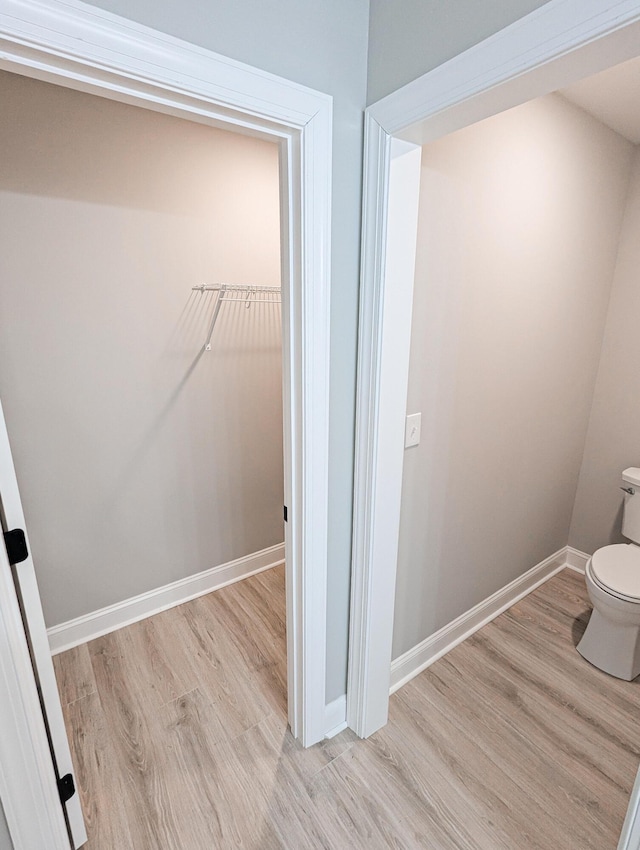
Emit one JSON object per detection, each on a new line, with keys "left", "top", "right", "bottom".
{"left": 347, "top": 137, "right": 422, "bottom": 738}
{"left": 48, "top": 543, "right": 285, "bottom": 655}
{"left": 390, "top": 547, "right": 576, "bottom": 694}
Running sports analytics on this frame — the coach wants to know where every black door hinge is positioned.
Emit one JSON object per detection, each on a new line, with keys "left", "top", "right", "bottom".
{"left": 58, "top": 773, "right": 75, "bottom": 804}
{"left": 3, "top": 528, "right": 28, "bottom": 566}
{"left": 283, "top": 505, "right": 288, "bottom": 523}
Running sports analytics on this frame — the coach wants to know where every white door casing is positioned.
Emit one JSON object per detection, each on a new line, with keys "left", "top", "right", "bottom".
{"left": 347, "top": 136, "right": 421, "bottom": 736}
{"left": 0, "top": 0, "right": 332, "bottom": 845}
{"left": 348, "top": 0, "right": 640, "bottom": 738}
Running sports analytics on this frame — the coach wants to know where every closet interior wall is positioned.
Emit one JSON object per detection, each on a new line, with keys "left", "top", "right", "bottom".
{"left": 394, "top": 92, "right": 635, "bottom": 659}
{"left": 0, "top": 69, "right": 284, "bottom": 628}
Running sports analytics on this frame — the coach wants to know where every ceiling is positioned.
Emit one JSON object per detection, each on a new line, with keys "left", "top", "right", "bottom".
{"left": 559, "top": 55, "right": 640, "bottom": 145}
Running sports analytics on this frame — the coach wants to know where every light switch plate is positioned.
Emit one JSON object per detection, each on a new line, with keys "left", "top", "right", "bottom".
{"left": 405, "top": 412, "right": 421, "bottom": 448}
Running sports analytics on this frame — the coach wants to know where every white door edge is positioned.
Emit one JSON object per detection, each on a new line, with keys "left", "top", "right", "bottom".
{"left": 0, "top": 402, "right": 87, "bottom": 845}
{"left": 0, "top": 400, "right": 71, "bottom": 850}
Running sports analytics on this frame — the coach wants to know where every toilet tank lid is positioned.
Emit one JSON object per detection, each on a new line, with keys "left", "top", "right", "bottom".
{"left": 622, "top": 468, "right": 640, "bottom": 487}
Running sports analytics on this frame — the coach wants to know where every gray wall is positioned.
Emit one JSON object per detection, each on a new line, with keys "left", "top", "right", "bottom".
{"left": 569, "top": 148, "right": 640, "bottom": 555}
{"left": 1, "top": 0, "right": 583, "bottom": 702}
{"left": 393, "top": 94, "right": 633, "bottom": 659}
{"left": 0, "top": 800, "right": 12, "bottom": 850}
{"left": 81, "top": 0, "right": 369, "bottom": 701}
{"left": 0, "top": 71, "right": 284, "bottom": 625}
{"left": 367, "top": 0, "right": 551, "bottom": 104}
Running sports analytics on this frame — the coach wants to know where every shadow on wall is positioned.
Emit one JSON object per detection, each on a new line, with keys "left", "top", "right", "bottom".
{"left": 102, "top": 342, "right": 206, "bottom": 511}
{"left": 103, "top": 288, "right": 283, "bottom": 529}
{"left": 152, "top": 287, "right": 284, "bottom": 553}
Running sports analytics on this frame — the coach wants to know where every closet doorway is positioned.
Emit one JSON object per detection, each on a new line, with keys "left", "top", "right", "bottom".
{"left": 0, "top": 3, "right": 332, "bottom": 847}
{"left": 0, "top": 63, "right": 295, "bottom": 836}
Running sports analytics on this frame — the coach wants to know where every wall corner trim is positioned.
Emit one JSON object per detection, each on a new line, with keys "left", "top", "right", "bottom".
{"left": 389, "top": 547, "right": 577, "bottom": 695}
{"left": 47, "top": 543, "right": 285, "bottom": 655}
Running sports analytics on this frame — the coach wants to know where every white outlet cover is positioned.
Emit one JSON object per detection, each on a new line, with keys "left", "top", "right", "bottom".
{"left": 405, "top": 412, "right": 421, "bottom": 448}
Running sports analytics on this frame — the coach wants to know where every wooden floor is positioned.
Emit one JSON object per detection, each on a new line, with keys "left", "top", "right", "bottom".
{"left": 54, "top": 567, "right": 640, "bottom": 849}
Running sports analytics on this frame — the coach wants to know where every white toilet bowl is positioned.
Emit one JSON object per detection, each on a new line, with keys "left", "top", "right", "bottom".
{"left": 577, "top": 543, "right": 640, "bottom": 681}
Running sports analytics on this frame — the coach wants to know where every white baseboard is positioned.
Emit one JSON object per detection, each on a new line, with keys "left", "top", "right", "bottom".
{"left": 390, "top": 546, "right": 574, "bottom": 694}
{"left": 565, "top": 546, "right": 589, "bottom": 573}
{"left": 48, "top": 543, "right": 285, "bottom": 655}
{"left": 324, "top": 694, "right": 347, "bottom": 739}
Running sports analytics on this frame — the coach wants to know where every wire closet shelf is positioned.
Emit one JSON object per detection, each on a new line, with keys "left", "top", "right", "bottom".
{"left": 192, "top": 283, "right": 282, "bottom": 351}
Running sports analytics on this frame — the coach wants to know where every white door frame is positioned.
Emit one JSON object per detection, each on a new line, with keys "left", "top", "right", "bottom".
{"left": 0, "top": 0, "right": 332, "bottom": 842}
{"left": 348, "top": 0, "right": 640, "bottom": 740}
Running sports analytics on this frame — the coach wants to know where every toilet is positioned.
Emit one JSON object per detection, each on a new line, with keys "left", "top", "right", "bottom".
{"left": 577, "top": 467, "right": 640, "bottom": 681}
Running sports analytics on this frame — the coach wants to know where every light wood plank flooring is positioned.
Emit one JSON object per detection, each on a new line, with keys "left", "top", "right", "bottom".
{"left": 54, "top": 567, "right": 640, "bottom": 849}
